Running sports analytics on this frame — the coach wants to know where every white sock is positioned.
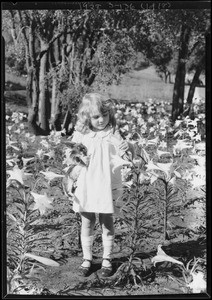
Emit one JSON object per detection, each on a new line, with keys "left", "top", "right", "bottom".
{"left": 81, "top": 235, "right": 93, "bottom": 265}
{"left": 102, "top": 234, "right": 114, "bottom": 266}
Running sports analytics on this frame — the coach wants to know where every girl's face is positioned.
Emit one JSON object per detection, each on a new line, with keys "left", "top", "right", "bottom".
{"left": 90, "top": 108, "right": 110, "bottom": 131}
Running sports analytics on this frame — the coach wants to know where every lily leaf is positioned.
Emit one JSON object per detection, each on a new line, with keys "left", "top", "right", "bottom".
{"left": 24, "top": 253, "right": 60, "bottom": 267}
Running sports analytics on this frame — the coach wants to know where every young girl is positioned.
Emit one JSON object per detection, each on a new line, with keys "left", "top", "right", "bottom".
{"left": 70, "top": 93, "right": 134, "bottom": 277}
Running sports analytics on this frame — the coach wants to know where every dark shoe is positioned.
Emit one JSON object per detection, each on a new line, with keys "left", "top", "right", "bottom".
{"left": 78, "top": 260, "right": 92, "bottom": 277}
{"left": 100, "top": 259, "right": 113, "bottom": 277}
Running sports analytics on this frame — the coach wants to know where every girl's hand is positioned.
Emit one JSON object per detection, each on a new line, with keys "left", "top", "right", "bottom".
{"left": 117, "top": 140, "right": 134, "bottom": 160}
{"left": 118, "top": 140, "right": 129, "bottom": 153}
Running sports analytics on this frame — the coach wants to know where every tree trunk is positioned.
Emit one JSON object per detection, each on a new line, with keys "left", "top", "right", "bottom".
{"left": 50, "top": 73, "right": 62, "bottom": 131}
{"left": 171, "top": 25, "right": 191, "bottom": 122}
{"left": 47, "top": 39, "right": 61, "bottom": 131}
{"left": 38, "top": 41, "right": 50, "bottom": 133}
{"left": 26, "top": 68, "right": 33, "bottom": 108}
{"left": 186, "top": 55, "right": 205, "bottom": 106}
{"left": 2, "top": 36, "right": 5, "bottom": 92}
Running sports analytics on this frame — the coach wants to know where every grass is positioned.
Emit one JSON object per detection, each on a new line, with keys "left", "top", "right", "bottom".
{"left": 5, "top": 66, "right": 205, "bottom": 109}
{"left": 108, "top": 66, "right": 174, "bottom": 102}
{"left": 108, "top": 66, "right": 205, "bottom": 102}
{"left": 5, "top": 71, "right": 27, "bottom": 90}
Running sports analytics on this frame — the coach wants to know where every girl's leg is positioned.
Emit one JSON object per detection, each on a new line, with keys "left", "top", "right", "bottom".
{"left": 81, "top": 212, "right": 96, "bottom": 237}
{"left": 99, "top": 213, "right": 114, "bottom": 276}
{"left": 80, "top": 212, "right": 96, "bottom": 274}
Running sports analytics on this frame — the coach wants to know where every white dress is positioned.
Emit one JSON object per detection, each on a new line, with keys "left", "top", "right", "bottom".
{"left": 71, "top": 126, "right": 124, "bottom": 213}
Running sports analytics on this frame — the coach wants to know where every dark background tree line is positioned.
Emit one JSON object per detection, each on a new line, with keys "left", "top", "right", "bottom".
{"left": 2, "top": 9, "right": 211, "bottom": 135}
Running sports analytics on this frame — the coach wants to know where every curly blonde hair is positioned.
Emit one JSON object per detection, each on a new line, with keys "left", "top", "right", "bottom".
{"left": 75, "top": 93, "right": 116, "bottom": 134}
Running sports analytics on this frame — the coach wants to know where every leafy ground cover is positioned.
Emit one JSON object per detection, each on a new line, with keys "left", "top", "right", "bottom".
{"left": 4, "top": 69, "right": 208, "bottom": 297}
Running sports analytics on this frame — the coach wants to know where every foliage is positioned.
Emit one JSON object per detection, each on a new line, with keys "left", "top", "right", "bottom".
{"left": 5, "top": 95, "right": 206, "bottom": 294}
{"left": 131, "top": 9, "right": 210, "bottom": 120}
{"left": 2, "top": 8, "right": 210, "bottom": 126}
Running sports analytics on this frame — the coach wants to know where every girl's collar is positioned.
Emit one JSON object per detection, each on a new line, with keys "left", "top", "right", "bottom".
{"left": 87, "top": 125, "right": 113, "bottom": 138}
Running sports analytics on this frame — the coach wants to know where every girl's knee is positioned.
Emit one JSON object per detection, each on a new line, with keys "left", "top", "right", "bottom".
{"left": 99, "top": 213, "right": 114, "bottom": 235}
{"left": 81, "top": 212, "right": 96, "bottom": 226}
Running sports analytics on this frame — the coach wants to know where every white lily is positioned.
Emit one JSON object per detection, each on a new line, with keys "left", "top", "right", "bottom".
{"left": 156, "top": 149, "right": 171, "bottom": 158}
{"left": 30, "top": 192, "right": 53, "bottom": 215}
{"left": 6, "top": 156, "right": 17, "bottom": 167}
{"left": 194, "top": 142, "right": 205, "bottom": 152}
{"left": 147, "top": 136, "right": 159, "bottom": 146}
{"left": 44, "top": 150, "right": 55, "bottom": 159}
{"left": 189, "top": 155, "right": 205, "bottom": 167}
{"left": 21, "top": 141, "right": 28, "bottom": 150}
{"left": 192, "top": 133, "right": 201, "bottom": 142}
{"left": 14, "top": 128, "right": 21, "bottom": 134}
{"left": 158, "top": 140, "right": 167, "bottom": 149}
{"left": 174, "top": 120, "right": 183, "bottom": 128}
{"left": 149, "top": 172, "right": 159, "bottom": 184}
{"left": 111, "top": 154, "right": 132, "bottom": 173}
{"left": 173, "top": 139, "right": 193, "bottom": 155}
{"left": 6, "top": 138, "right": 20, "bottom": 151}
{"left": 139, "top": 172, "right": 150, "bottom": 183}
{"left": 151, "top": 245, "right": 184, "bottom": 267}
{"left": 40, "top": 171, "right": 65, "bottom": 182}
{"left": 40, "top": 139, "right": 50, "bottom": 148}
{"left": 191, "top": 165, "right": 205, "bottom": 179}
{"left": 181, "top": 170, "right": 193, "bottom": 181}
{"left": 36, "top": 149, "right": 45, "bottom": 158}
{"left": 29, "top": 135, "right": 36, "bottom": 143}
{"left": 190, "top": 175, "right": 206, "bottom": 189}
{"left": 187, "top": 271, "right": 206, "bottom": 293}
{"left": 160, "top": 129, "right": 167, "bottom": 137}
{"left": 173, "top": 129, "right": 184, "bottom": 138}
{"left": 7, "top": 165, "right": 33, "bottom": 186}
{"left": 186, "top": 118, "right": 198, "bottom": 127}
{"left": 146, "top": 159, "right": 177, "bottom": 181}
{"left": 22, "top": 157, "right": 34, "bottom": 168}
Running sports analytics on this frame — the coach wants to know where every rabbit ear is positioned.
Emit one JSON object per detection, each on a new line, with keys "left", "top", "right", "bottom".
{"left": 62, "top": 141, "right": 76, "bottom": 148}
{"left": 65, "top": 164, "right": 76, "bottom": 175}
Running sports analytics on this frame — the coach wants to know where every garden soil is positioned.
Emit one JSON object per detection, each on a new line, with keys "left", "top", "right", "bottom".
{"left": 34, "top": 194, "right": 206, "bottom": 296}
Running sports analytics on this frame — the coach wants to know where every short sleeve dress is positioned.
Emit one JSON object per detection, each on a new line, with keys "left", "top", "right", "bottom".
{"left": 71, "top": 125, "right": 124, "bottom": 214}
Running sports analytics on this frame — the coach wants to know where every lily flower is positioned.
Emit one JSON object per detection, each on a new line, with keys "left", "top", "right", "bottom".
{"left": 151, "top": 245, "right": 184, "bottom": 267}
{"left": 146, "top": 159, "right": 180, "bottom": 182}
{"left": 156, "top": 149, "right": 171, "bottom": 159}
{"left": 189, "top": 155, "right": 205, "bottom": 167}
{"left": 40, "top": 171, "right": 65, "bottom": 183}
{"left": 186, "top": 118, "right": 199, "bottom": 127}
{"left": 21, "top": 141, "right": 28, "bottom": 150}
{"left": 190, "top": 175, "right": 206, "bottom": 189}
{"left": 158, "top": 140, "right": 167, "bottom": 149}
{"left": 194, "top": 142, "right": 205, "bottom": 152}
{"left": 191, "top": 165, "right": 205, "bottom": 179}
{"left": 173, "top": 140, "right": 193, "bottom": 155}
{"left": 22, "top": 157, "right": 35, "bottom": 168}
{"left": 6, "top": 156, "right": 18, "bottom": 167}
{"left": 192, "top": 133, "right": 201, "bottom": 142}
{"left": 111, "top": 154, "right": 132, "bottom": 173}
{"left": 14, "top": 128, "right": 21, "bottom": 134}
{"left": 6, "top": 137, "right": 20, "bottom": 151}
{"left": 7, "top": 165, "right": 33, "bottom": 186}
{"left": 174, "top": 120, "right": 183, "bottom": 128}
{"left": 181, "top": 170, "right": 193, "bottom": 181}
{"left": 147, "top": 136, "right": 159, "bottom": 146}
{"left": 139, "top": 172, "right": 150, "bottom": 183}
{"left": 30, "top": 192, "right": 53, "bottom": 215}
{"left": 36, "top": 149, "right": 44, "bottom": 158}
{"left": 187, "top": 272, "right": 206, "bottom": 293}
{"left": 44, "top": 150, "right": 55, "bottom": 159}
{"left": 40, "top": 139, "right": 50, "bottom": 149}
